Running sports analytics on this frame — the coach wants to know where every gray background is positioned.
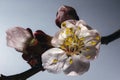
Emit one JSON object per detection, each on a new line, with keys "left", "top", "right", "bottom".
{"left": 0, "top": 0, "right": 120, "bottom": 80}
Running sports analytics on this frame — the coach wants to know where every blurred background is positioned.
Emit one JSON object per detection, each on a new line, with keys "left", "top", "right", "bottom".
{"left": 0, "top": 0, "right": 120, "bottom": 80}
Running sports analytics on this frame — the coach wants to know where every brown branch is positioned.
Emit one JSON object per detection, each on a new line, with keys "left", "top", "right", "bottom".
{"left": 0, "top": 65, "right": 44, "bottom": 80}
{"left": 101, "top": 29, "right": 120, "bottom": 45}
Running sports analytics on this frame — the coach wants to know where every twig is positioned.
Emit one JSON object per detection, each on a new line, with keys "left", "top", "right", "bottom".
{"left": 0, "top": 65, "right": 44, "bottom": 80}
{"left": 101, "top": 29, "right": 120, "bottom": 45}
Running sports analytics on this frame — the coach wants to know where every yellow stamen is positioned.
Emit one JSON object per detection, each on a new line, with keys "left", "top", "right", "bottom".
{"left": 90, "top": 41, "right": 97, "bottom": 46}
{"left": 77, "top": 26, "right": 81, "bottom": 30}
{"left": 74, "top": 35, "right": 78, "bottom": 42}
{"left": 67, "top": 37, "right": 73, "bottom": 43}
{"left": 64, "top": 41, "right": 70, "bottom": 46}
{"left": 60, "top": 45, "right": 66, "bottom": 50}
{"left": 52, "top": 59, "right": 58, "bottom": 64}
{"left": 96, "top": 36, "right": 100, "bottom": 40}
{"left": 86, "top": 55, "right": 91, "bottom": 59}
{"left": 86, "top": 47, "right": 90, "bottom": 51}
{"left": 61, "top": 22, "right": 66, "bottom": 27}
{"left": 65, "top": 28, "right": 73, "bottom": 35}
{"left": 69, "top": 59, "right": 73, "bottom": 64}
{"left": 79, "top": 37, "right": 84, "bottom": 41}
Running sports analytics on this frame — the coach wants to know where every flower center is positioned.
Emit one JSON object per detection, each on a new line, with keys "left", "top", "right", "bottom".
{"left": 60, "top": 28, "right": 84, "bottom": 56}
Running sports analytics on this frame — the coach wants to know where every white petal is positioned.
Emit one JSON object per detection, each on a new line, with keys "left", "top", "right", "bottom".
{"left": 80, "top": 30, "right": 101, "bottom": 61}
{"left": 83, "top": 30, "right": 101, "bottom": 46}
{"left": 51, "top": 29, "right": 67, "bottom": 47}
{"left": 76, "top": 20, "right": 87, "bottom": 26}
{"left": 61, "top": 20, "right": 77, "bottom": 29}
{"left": 75, "top": 26, "right": 90, "bottom": 38}
{"left": 96, "top": 42, "right": 101, "bottom": 50}
{"left": 76, "top": 20, "right": 88, "bottom": 31}
{"left": 59, "top": 30, "right": 67, "bottom": 39}
{"left": 6, "top": 27, "right": 32, "bottom": 52}
{"left": 81, "top": 46, "right": 99, "bottom": 61}
{"left": 76, "top": 21, "right": 99, "bottom": 38}
{"left": 76, "top": 20, "right": 92, "bottom": 30}
{"left": 63, "top": 55, "right": 90, "bottom": 76}
{"left": 76, "top": 30, "right": 91, "bottom": 38}
{"left": 42, "top": 48, "right": 68, "bottom": 73}
{"left": 62, "top": 57, "right": 73, "bottom": 70}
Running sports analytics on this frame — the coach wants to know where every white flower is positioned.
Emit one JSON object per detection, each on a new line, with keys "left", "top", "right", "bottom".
{"left": 6, "top": 27, "right": 32, "bottom": 52}
{"left": 42, "top": 20, "right": 101, "bottom": 76}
